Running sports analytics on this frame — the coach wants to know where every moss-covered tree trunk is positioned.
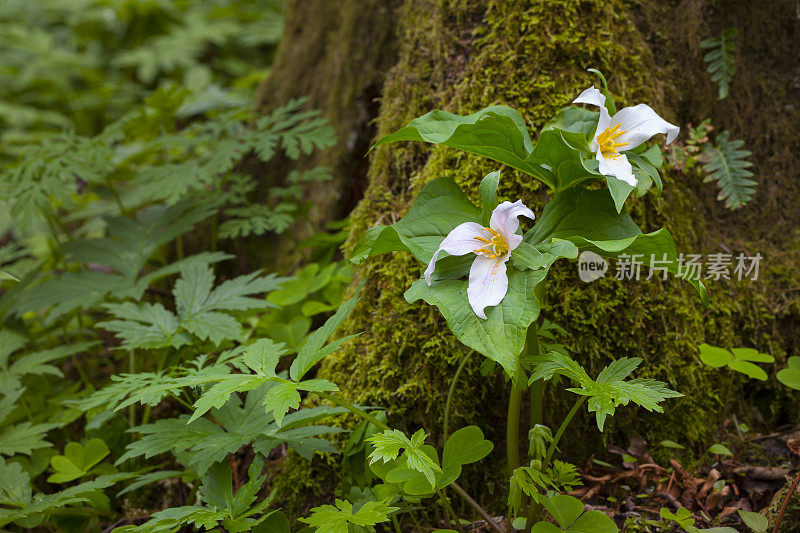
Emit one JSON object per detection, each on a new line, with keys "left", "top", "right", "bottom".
{"left": 259, "top": 0, "right": 800, "bottom": 514}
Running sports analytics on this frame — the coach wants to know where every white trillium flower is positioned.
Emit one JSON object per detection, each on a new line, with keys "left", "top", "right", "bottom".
{"left": 424, "top": 200, "right": 535, "bottom": 320}
{"left": 573, "top": 86, "right": 679, "bottom": 187}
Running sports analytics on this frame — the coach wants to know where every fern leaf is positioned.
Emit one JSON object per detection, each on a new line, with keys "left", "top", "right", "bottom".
{"left": 701, "top": 130, "right": 756, "bottom": 209}
{"left": 700, "top": 28, "right": 738, "bottom": 99}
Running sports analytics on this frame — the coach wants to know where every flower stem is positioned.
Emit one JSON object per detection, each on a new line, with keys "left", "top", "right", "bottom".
{"left": 506, "top": 381, "right": 525, "bottom": 474}
{"left": 527, "top": 322, "right": 543, "bottom": 427}
{"left": 444, "top": 351, "right": 474, "bottom": 442}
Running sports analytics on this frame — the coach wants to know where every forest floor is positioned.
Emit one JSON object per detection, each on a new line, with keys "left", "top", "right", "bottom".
{"left": 466, "top": 426, "right": 800, "bottom": 532}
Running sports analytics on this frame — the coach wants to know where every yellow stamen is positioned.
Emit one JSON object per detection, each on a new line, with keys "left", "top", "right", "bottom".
{"left": 473, "top": 227, "right": 509, "bottom": 259}
{"left": 596, "top": 123, "right": 629, "bottom": 158}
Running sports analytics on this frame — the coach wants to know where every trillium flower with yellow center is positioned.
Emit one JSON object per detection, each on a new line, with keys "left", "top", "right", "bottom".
{"left": 424, "top": 200, "right": 535, "bottom": 319}
{"left": 573, "top": 86, "right": 679, "bottom": 187}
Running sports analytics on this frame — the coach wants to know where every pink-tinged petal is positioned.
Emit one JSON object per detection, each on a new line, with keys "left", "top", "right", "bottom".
{"left": 424, "top": 222, "right": 486, "bottom": 285}
{"left": 596, "top": 150, "right": 636, "bottom": 186}
{"left": 489, "top": 200, "right": 535, "bottom": 251}
{"left": 467, "top": 255, "right": 509, "bottom": 319}
{"left": 573, "top": 86, "right": 606, "bottom": 108}
{"left": 611, "top": 104, "right": 679, "bottom": 147}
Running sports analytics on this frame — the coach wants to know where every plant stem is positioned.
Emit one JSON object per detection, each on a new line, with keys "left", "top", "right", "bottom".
{"left": 718, "top": 369, "right": 735, "bottom": 441}
{"left": 314, "top": 391, "right": 390, "bottom": 431}
{"left": 314, "top": 391, "right": 501, "bottom": 531}
{"left": 437, "top": 489, "right": 465, "bottom": 533}
{"left": 444, "top": 351, "right": 473, "bottom": 442}
{"left": 390, "top": 514, "right": 401, "bottom": 533}
{"left": 128, "top": 349, "right": 136, "bottom": 426}
{"left": 524, "top": 396, "right": 587, "bottom": 533}
{"left": 450, "top": 482, "right": 505, "bottom": 533}
{"left": 543, "top": 396, "right": 586, "bottom": 469}
{"left": 527, "top": 322, "right": 543, "bottom": 428}
{"left": 773, "top": 469, "right": 800, "bottom": 533}
{"left": 507, "top": 380, "right": 525, "bottom": 474}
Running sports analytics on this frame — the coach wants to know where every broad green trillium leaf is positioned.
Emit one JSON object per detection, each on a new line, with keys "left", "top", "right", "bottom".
{"left": 371, "top": 106, "right": 553, "bottom": 187}
{"left": 698, "top": 344, "right": 774, "bottom": 381}
{"left": 350, "top": 177, "right": 479, "bottom": 266}
{"left": 528, "top": 187, "right": 708, "bottom": 304}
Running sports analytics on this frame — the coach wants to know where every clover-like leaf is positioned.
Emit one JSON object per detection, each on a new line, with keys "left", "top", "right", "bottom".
{"left": 439, "top": 426, "right": 493, "bottom": 486}
{"left": 698, "top": 344, "right": 774, "bottom": 381}
{"left": 777, "top": 356, "right": 800, "bottom": 390}
{"left": 47, "top": 438, "right": 110, "bottom": 483}
{"left": 532, "top": 494, "right": 618, "bottom": 533}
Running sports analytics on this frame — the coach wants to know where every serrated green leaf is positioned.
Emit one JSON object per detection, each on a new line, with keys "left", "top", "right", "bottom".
{"left": 289, "top": 282, "right": 363, "bottom": 381}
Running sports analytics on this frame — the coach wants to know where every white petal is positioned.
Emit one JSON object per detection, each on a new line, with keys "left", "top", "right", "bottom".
{"left": 467, "top": 255, "right": 509, "bottom": 319}
{"left": 489, "top": 200, "right": 535, "bottom": 251}
{"left": 597, "top": 151, "right": 637, "bottom": 186}
{"left": 610, "top": 104, "right": 679, "bottom": 147}
{"left": 424, "top": 222, "right": 486, "bottom": 285}
{"left": 573, "top": 86, "right": 606, "bottom": 108}
{"left": 590, "top": 105, "right": 612, "bottom": 153}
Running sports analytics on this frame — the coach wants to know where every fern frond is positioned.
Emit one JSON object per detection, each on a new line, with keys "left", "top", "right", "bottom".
{"left": 701, "top": 130, "right": 756, "bottom": 210}
{"left": 700, "top": 28, "right": 738, "bottom": 99}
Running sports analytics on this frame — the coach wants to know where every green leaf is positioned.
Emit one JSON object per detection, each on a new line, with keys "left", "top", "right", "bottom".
{"left": 47, "top": 439, "right": 110, "bottom": 483}
{"left": 658, "top": 440, "right": 685, "bottom": 450}
{"left": 299, "top": 498, "right": 398, "bottom": 533}
{"left": 530, "top": 352, "right": 682, "bottom": 431}
{"left": 405, "top": 267, "right": 544, "bottom": 382}
{"left": 371, "top": 106, "right": 550, "bottom": 186}
{"left": 262, "top": 382, "right": 301, "bottom": 427}
{"left": 367, "top": 429, "right": 442, "bottom": 488}
{"left": 738, "top": 510, "right": 768, "bottom": 533}
{"left": 289, "top": 282, "right": 363, "bottom": 381}
{"left": 777, "top": 356, "right": 800, "bottom": 390}
{"left": 0, "top": 421, "right": 58, "bottom": 456}
{"left": 533, "top": 494, "right": 618, "bottom": 533}
{"left": 440, "top": 426, "right": 494, "bottom": 486}
{"left": 699, "top": 344, "right": 773, "bottom": 380}
{"left": 479, "top": 170, "right": 502, "bottom": 226}
{"left": 701, "top": 130, "right": 755, "bottom": 210}
{"left": 730, "top": 348, "right": 774, "bottom": 363}
{"left": 350, "top": 177, "right": 480, "bottom": 265}
{"left": 701, "top": 28, "right": 738, "bottom": 100}
{"left": 699, "top": 344, "right": 734, "bottom": 367}
{"left": 527, "top": 129, "right": 598, "bottom": 192}
{"left": 528, "top": 187, "right": 707, "bottom": 304}
{"left": 708, "top": 443, "right": 733, "bottom": 456}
